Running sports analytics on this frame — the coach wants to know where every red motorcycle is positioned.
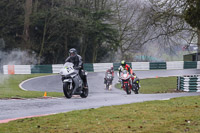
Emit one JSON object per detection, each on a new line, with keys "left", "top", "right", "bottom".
{"left": 119, "top": 70, "right": 132, "bottom": 94}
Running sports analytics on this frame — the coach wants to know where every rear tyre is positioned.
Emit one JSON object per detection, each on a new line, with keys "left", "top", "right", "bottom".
{"left": 125, "top": 83, "right": 131, "bottom": 94}
{"left": 63, "top": 82, "right": 72, "bottom": 98}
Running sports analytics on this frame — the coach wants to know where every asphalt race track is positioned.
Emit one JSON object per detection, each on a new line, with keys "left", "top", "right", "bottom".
{"left": 0, "top": 69, "right": 200, "bottom": 123}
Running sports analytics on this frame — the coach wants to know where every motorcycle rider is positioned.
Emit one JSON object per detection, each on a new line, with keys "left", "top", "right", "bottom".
{"left": 104, "top": 66, "right": 114, "bottom": 84}
{"left": 118, "top": 60, "right": 135, "bottom": 87}
{"left": 118, "top": 60, "right": 134, "bottom": 76}
{"left": 65, "top": 48, "right": 88, "bottom": 88}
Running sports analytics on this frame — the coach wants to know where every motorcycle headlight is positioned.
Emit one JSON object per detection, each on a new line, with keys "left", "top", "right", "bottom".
{"left": 123, "top": 74, "right": 127, "bottom": 77}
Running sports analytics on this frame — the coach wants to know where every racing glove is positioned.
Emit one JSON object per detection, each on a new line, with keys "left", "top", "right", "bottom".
{"left": 74, "top": 66, "right": 81, "bottom": 70}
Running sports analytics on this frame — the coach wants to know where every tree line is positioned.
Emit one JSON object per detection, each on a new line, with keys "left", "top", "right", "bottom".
{"left": 0, "top": 0, "right": 199, "bottom": 65}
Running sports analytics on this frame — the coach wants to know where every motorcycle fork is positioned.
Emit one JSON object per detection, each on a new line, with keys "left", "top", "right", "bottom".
{"left": 128, "top": 79, "right": 132, "bottom": 88}
{"left": 69, "top": 82, "right": 73, "bottom": 90}
{"left": 123, "top": 81, "right": 128, "bottom": 88}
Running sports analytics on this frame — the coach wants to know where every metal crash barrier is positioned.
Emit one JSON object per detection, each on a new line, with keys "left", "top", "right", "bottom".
{"left": 177, "top": 75, "right": 200, "bottom": 92}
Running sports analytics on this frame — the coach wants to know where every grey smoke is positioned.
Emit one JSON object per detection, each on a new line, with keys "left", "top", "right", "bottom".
{"left": 0, "top": 49, "right": 39, "bottom": 84}
{"left": 1, "top": 49, "right": 38, "bottom": 65}
{"left": 0, "top": 49, "right": 38, "bottom": 74}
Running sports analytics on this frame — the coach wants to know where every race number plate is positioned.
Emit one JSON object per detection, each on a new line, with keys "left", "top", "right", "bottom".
{"left": 65, "top": 66, "right": 74, "bottom": 74}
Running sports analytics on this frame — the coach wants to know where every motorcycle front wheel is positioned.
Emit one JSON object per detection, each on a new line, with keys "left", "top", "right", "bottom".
{"left": 134, "top": 84, "right": 139, "bottom": 94}
{"left": 125, "top": 83, "right": 131, "bottom": 94}
{"left": 80, "top": 88, "right": 88, "bottom": 98}
{"left": 63, "top": 82, "right": 73, "bottom": 98}
{"left": 106, "top": 83, "right": 109, "bottom": 90}
{"left": 132, "top": 84, "right": 139, "bottom": 94}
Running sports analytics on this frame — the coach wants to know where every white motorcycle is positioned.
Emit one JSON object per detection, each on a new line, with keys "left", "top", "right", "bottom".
{"left": 60, "top": 62, "right": 88, "bottom": 99}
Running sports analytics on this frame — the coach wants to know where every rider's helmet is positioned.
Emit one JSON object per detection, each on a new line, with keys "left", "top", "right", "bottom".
{"left": 121, "top": 60, "right": 126, "bottom": 68}
{"left": 69, "top": 48, "right": 77, "bottom": 57}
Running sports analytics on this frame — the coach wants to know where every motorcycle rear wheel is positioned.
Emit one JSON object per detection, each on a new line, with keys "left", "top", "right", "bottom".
{"left": 63, "top": 82, "right": 72, "bottom": 98}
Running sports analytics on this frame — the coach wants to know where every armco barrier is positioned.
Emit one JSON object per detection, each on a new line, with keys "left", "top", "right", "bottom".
{"left": 150, "top": 62, "right": 166, "bottom": 70}
{"left": 3, "top": 65, "right": 9, "bottom": 74}
{"left": 3, "top": 61, "right": 200, "bottom": 74}
{"left": 132, "top": 62, "right": 149, "bottom": 70}
{"left": 184, "top": 61, "right": 197, "bottom": 69}
{"left": 3, "top": 65, "right": 31, "bottom": 74}
{"left": 93, "top": 63, "right": 113, "bottom": 72}
{"left": 113, "top": 62, "right": 132, "bottom": 71}
{"left": 177, "top": 75, "right": 200, "bottom": 92}
{"left": 198, "top": 61, "right": 200, "bottom": 69}
{"left": 14, "top": 65, "right": 31, "bottom": 74}
{"left": 167, "top": 61, "right": 183, "bottom": 70}
{"left": 31, "top": 65, "right": 52, "bottom": 73}
{"left": 52, "top": 64, "right": 63, "bottom": 73}
{"left": 83, "top": 63, "right": 94, "bottom": 72}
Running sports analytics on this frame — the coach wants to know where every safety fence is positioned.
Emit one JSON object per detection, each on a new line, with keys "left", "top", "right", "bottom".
{"left": 177, "top": 75, "right": 200, "bottom": 92}
{"left": 3, "top": 61, "right": 200, "bottom": 74}
{"left": 149, "top": 62, "right": 166, "bottom": 70}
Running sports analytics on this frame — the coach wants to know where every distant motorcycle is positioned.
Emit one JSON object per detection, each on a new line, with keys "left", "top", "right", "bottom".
{"left": 60, "top": 62, "right": 88, "bottom": 99}
{"left": 105, "top": 73, "right": 113, "bottom": 90}
{"left": 119, "top": 70, "right": 132, "bottom": 94}
{"left": 132, "top": 75, "right": 140, "bottom": 94}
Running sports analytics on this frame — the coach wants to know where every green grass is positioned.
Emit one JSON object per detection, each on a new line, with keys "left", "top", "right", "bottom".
{"left": 115, "top": 77, "right": 178, "bottom": 94}
{"left": 0, "top": 74, "right": 64, "bottom": 99}
{"left": 0, "top": 96, "right": 199, "bottom": 132}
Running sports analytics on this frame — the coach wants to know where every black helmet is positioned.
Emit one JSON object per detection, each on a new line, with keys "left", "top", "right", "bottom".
{"left": 121, "top": 60, "right": 126, "bottom": 67}
{"left": 69, "top": 48, "right": 77, "bottom": 57}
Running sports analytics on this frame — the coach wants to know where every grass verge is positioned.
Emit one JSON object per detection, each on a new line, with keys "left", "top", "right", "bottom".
{"left": 0, "top": 96, "right": 199, "bottom": 132}
{"left": 0, "top": 74, "right": 63, "bottom": 99}
{"left": 115, "top": 76, "right": 179, "bottom": 94}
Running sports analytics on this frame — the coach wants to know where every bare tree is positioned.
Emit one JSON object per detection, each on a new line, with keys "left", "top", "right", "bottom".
{"left": 147, "top": 0, "right": 197, "bottom": 52}
{"left": 111, "top": 0, "right": 151, "bottom": 61}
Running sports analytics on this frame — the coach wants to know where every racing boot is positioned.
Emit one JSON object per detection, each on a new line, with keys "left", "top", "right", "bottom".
{"left": 83, "top": 78, "right": 88, "bottom": 89}
{"left": 104, "top": 78, "right": 107, "bottom": 84}
{"left": 84, "top": 82, "right": 88, "bottom": 89}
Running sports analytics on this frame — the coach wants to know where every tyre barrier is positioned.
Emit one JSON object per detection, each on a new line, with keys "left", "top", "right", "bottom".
{"left": 177, "top": 75, "right": 200, "bottom": 92}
